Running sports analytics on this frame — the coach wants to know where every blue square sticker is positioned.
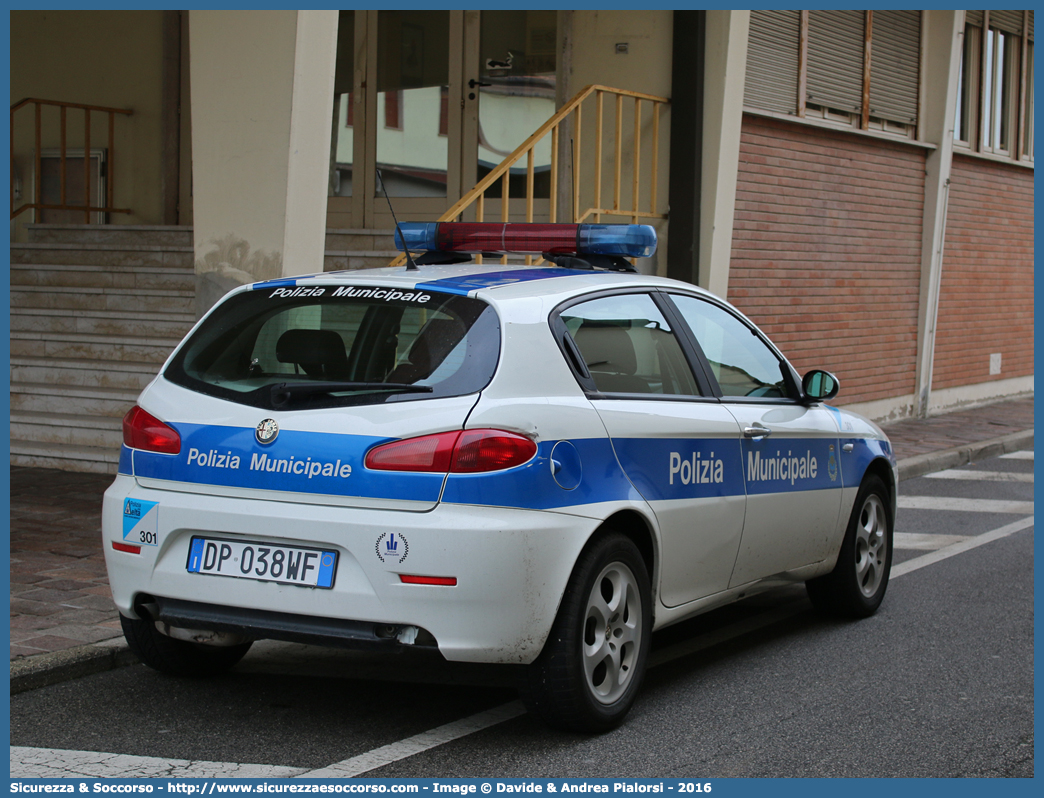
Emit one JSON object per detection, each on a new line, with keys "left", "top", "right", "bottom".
{"left": 123, "top": 498, "right": 159, "bottom": 546}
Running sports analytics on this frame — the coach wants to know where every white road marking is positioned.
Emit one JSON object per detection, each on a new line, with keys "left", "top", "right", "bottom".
{"left": 296, "top": 701, "right": 526, "bottom": 778}
{"left": 893, "top": 532, "right": 969, "bottom": 550}
{"left": 924, "top": 469, "right": 1033, "bottom": 482}
{"left": 11, "top": 514, "right": 1035, "bottom": 779}
{"left": 891, "top": 516, "right": 1033, "bottom": 578}
{"left": 9, "top": 746, "right": 306, "bottom": 778}
{"left": 999, "top": 450, "right": 1034, "bottom": 460}
{"left": 897, "top": 496, "right": 1033, "bottom": 514}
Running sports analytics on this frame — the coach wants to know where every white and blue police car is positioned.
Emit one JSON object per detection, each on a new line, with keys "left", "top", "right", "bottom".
{"left": 103, "top": 222, "right": 897, "bottom": 732}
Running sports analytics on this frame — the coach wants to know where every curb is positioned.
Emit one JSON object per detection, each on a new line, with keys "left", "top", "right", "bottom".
{"left": 897, "top": 428, "right": 1034, "bottom": 480}
{"left": 10, "top": 640, "right": 137, "bottom": 695}
{"left": 9, "top": 427, "right": 1034, "bottom": 694}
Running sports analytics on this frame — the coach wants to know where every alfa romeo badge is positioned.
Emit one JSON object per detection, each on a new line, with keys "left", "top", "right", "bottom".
{"left": 255, "top": 418, "right": 279, "bottom": 445}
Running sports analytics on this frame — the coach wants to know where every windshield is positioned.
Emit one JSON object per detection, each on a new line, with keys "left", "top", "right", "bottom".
{"left": 165, "top": 283, "right": 500, "bottom": 410}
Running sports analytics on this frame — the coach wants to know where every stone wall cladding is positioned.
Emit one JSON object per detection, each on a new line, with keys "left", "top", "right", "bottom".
{"left": 727, "top": 115, "right": 925, "bottom": 406}
{"left": 932, "top": 154, "right": 1034, "bottom": 391}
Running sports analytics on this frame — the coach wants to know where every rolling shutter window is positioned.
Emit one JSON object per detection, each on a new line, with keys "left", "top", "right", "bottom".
{"left": 807, "top": 10, "right": 865, "bottom": 113}
{"left": 990, "top": 11, "right": 1023, "bottom": 36}
{"left": 869, "top": 11, "right": 921, "bottom": 124}
{"left": 745, "top": 10, "right": 801, "bottom": 115}
{"left": 965, "top": 11, "right": 983, "bottom": 29}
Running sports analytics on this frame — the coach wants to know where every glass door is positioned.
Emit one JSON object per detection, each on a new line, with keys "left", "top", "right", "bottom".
{"left": 326, "top": 11, "right": 558, "bottom": 230}
{"left": 371, "top": 10, "right": 462, "bottom": 228}
{"left": 472, "top": 11, "right": 557, "bottom": 221}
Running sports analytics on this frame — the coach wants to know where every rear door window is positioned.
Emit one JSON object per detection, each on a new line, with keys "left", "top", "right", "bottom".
{"left": 558, "top": 293, "right": 702, "bottom": 396}
{"left": 165, "top": 284, "right": 500, "bottom": 410}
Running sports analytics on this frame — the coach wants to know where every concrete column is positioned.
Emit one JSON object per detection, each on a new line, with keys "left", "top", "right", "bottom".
{"left": 189, "top": 10, "right": 337, "bottom": 316}
{"left": 913, "top": 11, "right": 964, "bottom": 417}
{"left": 695, "top": 11, "right": 749, "bottom": 299}
{"left": 283, "top": 11, "right": 339, "bottom": 277}
{"left": 698, "top": 10, "right": 749, "bottom": 299}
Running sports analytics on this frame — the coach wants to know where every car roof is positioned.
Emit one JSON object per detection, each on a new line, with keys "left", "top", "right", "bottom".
{"left": 248, "top": 262, "right": 717, "bottom": 305}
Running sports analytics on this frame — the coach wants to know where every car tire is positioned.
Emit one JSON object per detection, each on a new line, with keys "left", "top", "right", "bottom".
{"left": 517, "top": 532, "right": 651, "bottom": 732}
{"left": 806, "top": 474, "right": 892, "bottom": 618}
{"left": 120, "top": 613, "right": 252, "bottom": 677}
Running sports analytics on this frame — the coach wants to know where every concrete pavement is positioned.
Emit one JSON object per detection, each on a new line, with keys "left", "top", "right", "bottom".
{"left": 8, "top": 395, "right": 1033, "bottom": 691}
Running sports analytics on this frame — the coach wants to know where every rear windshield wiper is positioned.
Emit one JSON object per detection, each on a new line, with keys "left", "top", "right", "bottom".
{"left": 270, "top": 381, "right": 433, "bottom": 408}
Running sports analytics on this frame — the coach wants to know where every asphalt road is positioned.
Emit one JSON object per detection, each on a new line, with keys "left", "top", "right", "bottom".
{"left": 10, "top": 451, "right": 1034, "bottom": 778}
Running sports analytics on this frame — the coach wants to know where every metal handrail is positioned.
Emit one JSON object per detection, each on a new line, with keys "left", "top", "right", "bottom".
{"left": 11, "top": 97, "right": 133, "bottom": 222}
{"left": 390, "top": 84, "right": 669, "bottom": 267}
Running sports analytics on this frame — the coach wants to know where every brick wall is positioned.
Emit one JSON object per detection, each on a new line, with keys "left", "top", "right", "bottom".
{"left": 727, "top": 115, "right": 924, "bottom": 406}
{"left": 931, "top": 154, "right": 1034, "bottom": 391}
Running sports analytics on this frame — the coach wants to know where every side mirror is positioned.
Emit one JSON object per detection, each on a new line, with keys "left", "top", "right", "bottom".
{"left": 802, "top": 369, "right": 840, "bottom": 402}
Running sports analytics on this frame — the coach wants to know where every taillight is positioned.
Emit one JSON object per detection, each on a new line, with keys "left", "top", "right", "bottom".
{"left": 365, "top": 429, "right": 537, "bottom": 473}
{"left": 451, "top": 430, "right": 537, "bottom": 473}
{"left": 122, "top": 406, "right": 181, "bottom": 454}
{"left": 364, "top": 431, "right": 459, "bottom": 472}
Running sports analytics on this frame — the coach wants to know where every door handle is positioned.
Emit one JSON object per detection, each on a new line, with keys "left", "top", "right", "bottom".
{"left": 468, "top": 79, "right": 492, "bottom": 89}
{"left": 743, "top": 424, "right": 772, "bottom": 440}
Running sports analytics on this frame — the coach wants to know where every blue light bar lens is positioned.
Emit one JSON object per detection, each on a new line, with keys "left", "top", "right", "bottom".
{"left": 394, "top": 223, "right": 439, "bottom": 252}
{"left": 578, "top": 224, "right": 657, "bottom": 258}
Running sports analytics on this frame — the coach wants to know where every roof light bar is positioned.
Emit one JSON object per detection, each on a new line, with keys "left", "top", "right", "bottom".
{"left": 394, "top": 223, "right": 657, "bottom": 259}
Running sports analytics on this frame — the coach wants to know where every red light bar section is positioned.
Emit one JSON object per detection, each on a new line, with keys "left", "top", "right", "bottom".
{"left": 438, "top": 223, "right": 579, "bottom": 255}
{"left": 112, "top": 541, "right": 142, "bottom": 554}
{"left": 400, "top": 574, "right": 458, "bottom": 586}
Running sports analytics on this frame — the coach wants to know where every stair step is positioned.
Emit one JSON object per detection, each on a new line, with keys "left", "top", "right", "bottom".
{"left": 10, "top": 439, "right": 119, "bottom": 474}
{"left": 324, "top": 228, "right": 396, "bottom": 251}
{"left": 11, "top": 409, "right": 123, "bottom": 430}
{"left": 25, "top": 223, "right": 193, "bottom": 247}
{"left": 10, "top": 262, "right": 193, "bottom": 290}
{"left": 11, "top": 357, "right": 157, "bottom": 390}
{"left": 12, "top": 284, "right": 194, "bottom": 314}
{"left": 10, "top": 382, "right": 139, "bottom": 417}
{"left": 11, "top": 243, "right": 193, "bottom": 268}
{"left": 11, "top": 381, "right": 142, "bottom": 402}
{"left": 323, "top": 253, "right": 399, "bottom": 272}
{"left": 11, "top": 331, "right": 180, "bottom": 362}
{"left": 11, "top": 411, "right": 123, "bottom": 449}
{"left": 11, "top": 307, "right": 194, "bottom": 338}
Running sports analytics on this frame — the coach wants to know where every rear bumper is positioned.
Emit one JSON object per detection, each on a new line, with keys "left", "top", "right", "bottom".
{"left": 148, "top": 597, "right": 412, "bottom": 651}
{"left": 102, "top": 475, "right": 598, "bottom": 664}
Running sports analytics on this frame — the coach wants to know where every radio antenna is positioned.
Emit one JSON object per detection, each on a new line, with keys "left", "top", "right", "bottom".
{"left": 377, "top": 169, "right": 418, "bottom": 271}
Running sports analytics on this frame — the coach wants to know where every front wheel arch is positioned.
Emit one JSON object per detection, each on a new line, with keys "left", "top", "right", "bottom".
{"left": 861, "top": 456, "right": 897, "bottom": 524}
{"left": 807, "top": 473, "right": 893, "bottom": 618}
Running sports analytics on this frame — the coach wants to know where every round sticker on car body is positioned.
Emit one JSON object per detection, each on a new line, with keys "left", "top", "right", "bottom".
{"left": 375, "top": 532, "right": 409, "bottom": 565}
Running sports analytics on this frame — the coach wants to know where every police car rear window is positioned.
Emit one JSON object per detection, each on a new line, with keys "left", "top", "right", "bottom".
{"left": 164, "top": 284, "right": 500, "bottom": 410}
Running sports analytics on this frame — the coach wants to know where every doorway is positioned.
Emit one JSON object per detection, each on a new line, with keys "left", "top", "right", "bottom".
{"left": 327, "top": 10, "right": 557, "bottom": 230}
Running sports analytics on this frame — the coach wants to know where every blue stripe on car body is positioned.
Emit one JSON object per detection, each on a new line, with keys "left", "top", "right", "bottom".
{"left": 121, "top": 422, "right": 884, "bottom": 512}
{"left": 129, "top": 423, "right": 446, "bottom": 503}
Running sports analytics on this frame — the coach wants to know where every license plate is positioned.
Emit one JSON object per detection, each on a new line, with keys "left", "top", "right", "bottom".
{"left": 187, "top": 537, "right": 337, "bottom": 588}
